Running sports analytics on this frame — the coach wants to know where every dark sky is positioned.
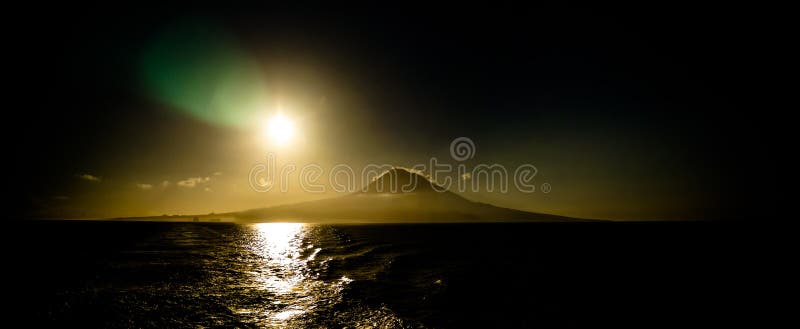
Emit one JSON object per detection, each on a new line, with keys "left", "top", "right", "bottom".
{"left": 14, "top": 4, "right": 764, "bottom": 220}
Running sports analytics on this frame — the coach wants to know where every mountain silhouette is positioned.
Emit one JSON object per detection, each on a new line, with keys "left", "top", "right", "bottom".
{"left": 232, "top": 167, "right": 577, "bottom": 222}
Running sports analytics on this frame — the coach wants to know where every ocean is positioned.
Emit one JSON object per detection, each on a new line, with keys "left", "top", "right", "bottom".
{"left": 13, "top": 220, "right": 751, "bottom": 328}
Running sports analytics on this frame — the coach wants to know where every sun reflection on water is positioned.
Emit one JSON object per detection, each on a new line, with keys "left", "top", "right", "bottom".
{"left": 252, "top": 223, "right": 307, "bottom": 295}
{"left": 156, "top": 222, "right": 409, "bottom": 327}
{"left": 243, "top": 222, "right": 351, "bottom": 326}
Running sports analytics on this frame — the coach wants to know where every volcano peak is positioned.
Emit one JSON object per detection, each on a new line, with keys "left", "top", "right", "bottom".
{"left": 362, "top": 167, "right": 442, "bottom": 194}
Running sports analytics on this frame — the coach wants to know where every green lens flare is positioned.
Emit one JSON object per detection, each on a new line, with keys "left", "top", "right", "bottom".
{"left": 141, "top": 21, "right": 268, "bottom": 127}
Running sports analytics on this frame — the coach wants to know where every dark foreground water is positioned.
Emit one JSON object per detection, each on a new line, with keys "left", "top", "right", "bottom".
{"left": 13, "top": 221, "right": 756, "bottom": 328}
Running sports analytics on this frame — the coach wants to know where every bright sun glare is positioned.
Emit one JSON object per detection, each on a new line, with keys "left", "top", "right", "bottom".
{"left": 265, "top": 114, "right": 295, "bottom": 145}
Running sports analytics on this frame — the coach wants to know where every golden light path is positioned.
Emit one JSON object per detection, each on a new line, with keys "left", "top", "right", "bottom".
{"left": 231, "top": 223, "right": 403, "bottom": 327}
{"left": 243, "top": 223, "right": 339, "bottom": 327}
{"left": 253, "top": 223, "right": 307, "bottom": 294}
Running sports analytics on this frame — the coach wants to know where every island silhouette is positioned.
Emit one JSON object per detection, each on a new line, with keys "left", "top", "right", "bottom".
{"left": 115, "top": 168, "right": 583, "bottom": 223}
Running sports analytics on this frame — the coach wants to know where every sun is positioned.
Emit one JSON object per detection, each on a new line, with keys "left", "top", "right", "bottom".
{"left": 265, "top": 114, "right": 295, "bottom": 145}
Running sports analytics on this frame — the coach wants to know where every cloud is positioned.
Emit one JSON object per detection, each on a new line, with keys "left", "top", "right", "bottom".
{"left": 213, "top": 171, "right": 223, "bottom": 176}
{"left": 77, "top": 173, "right": 101, "bottom": 182}
{"left": 161, "top": 180, "right": 170, "bottom": 188}
{"left": 177, "top": 176, "right": 211, "bottom": 188}
{"left": 136, "top": 183, "right": 153, "bottom": 190}
{"left": 204, "top": 187, "right": 213, "bottom": 192}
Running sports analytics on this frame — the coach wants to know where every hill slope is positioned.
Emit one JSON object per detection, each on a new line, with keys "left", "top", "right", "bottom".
{"left": 232, "top": 168, "right": 577, "bottom": 222}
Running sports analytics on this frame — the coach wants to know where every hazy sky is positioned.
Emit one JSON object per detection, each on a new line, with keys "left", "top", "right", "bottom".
{"left": 17, "top": 4, "right": 752, "bottom": 220}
